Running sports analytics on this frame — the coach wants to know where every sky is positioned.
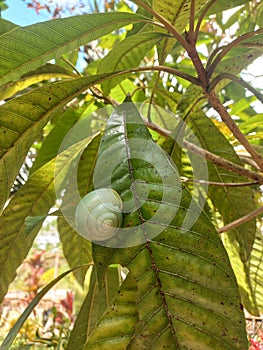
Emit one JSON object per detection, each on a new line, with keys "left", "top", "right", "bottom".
{"left": 3, "top": 0, "right": 50, "bottom": 25}
{"left": 3, "top": 0, "right": 93, "bottom": 24}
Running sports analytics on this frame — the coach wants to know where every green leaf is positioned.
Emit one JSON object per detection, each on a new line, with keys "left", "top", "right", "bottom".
{"left": 206, "top": 0, "right": 254, "bottom": 15}
{"left": 68, "top": 265, "right": 121, "bottom": 350}
{"left": 0, "top": 160, "right": 56, "bottom": 304}
{"left": 77, "top": 132, "right": 102, "bottom": 197}
{"left": 0, "top": 63, "right": 75, "bottom": 101}
{"left": 240, "top": 114, "right": 263, "bottom": 134}
{"left": 58, "top": 217, "right": 92, "bottom": 287}
{"left": 24, "top": 215, "right": 46, "bottom": 235}
{"left": 126, "top": 1, "right": 153, "bottom": 37}
{"left": 24, "top": 210, "right": 62, "bottom": 236}
{"left": 55, "top": 130, "right": 105, "bottom": 286}
{"left": 189, "top": 110, "right": 256, "bottom": 255}
{"left": 85, "top": 101, "right": 247, "bottom": 348}
{"left": 88, "top": 229, "right": 248, "bottom": 349}
{"left": 83, "top": 267, "right": 138, "bottom": 350}
{"left": 241, "top": 32, "right": 263, "bottom": 51}
{"left": 153, "top": 0, "right": 205, "bottom": 32}
{"left": 68, "top": 268, "right": 97, "bottom": 350}
{"left": 0, "top": 12, "right": 150, "bottom": 87}
{"left": 57, "top": 132, "right": 101, "bottom": 286}
{"left": 99, "top": 32, "right": 168, "bottom": 94}
{"left": 0, "top": 137, "right": 91, "bottom": 303}
{"left": 0, "top": 266, "right": 87, "bottom": 350}
{"left": 0, "top": 73, "right": 116, "bottom": 212}
{"left": 30, "top": 105, "right": 80, "bottom": 174}
{"left": 0, "top": 2, "right": 8, "bottom": 12}
{"left": 92, "top": 99, "right": 181, "bottom": 248}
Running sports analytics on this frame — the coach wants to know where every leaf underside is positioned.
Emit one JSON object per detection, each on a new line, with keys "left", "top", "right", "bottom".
{"left": 0, "top": 12, "right": 149, "bottom": 87}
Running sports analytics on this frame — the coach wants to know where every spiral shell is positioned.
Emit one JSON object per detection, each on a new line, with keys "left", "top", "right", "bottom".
{"left": 75, "top": 188, "right": 123, "bottom": 241}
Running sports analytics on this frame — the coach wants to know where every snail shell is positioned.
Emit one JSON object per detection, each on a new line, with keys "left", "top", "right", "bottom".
{"left": 75, "top": 188, "right": 123, "bottom": 241}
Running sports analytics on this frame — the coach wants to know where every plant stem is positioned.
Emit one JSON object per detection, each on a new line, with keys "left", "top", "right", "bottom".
{"left": 207, "top": 28, "right": 263, "bottom": 78}
{"left": 181, "top": 177, "right": 258, "bottom": 187}
{"left": 194, "top": 0, "right": 217, "bottom": 42}
{"left": 129, "top": 66, "right": 201, "bottom": 86}
{"left": 187, "top": 47, "right": 209, "bottom": 88}
{"left": 218, "top": 206, "right": 263, "bottom": 234}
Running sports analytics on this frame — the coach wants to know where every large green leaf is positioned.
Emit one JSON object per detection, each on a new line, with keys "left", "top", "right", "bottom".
{"left": 0, "top": 12, "right": 149, "bottom": 86}
{"left": 0, "top": 73, "right": 115, "bottom": 212}
{"left": 99, "top": 32, "right": 168, "bottom": 94}
{"left": 213, "top": 47, "right": 263, "bottom": 79}
{"left": 153, "top": 0, "right": 206, "bottom": 32}
{"left": 87, "top": 230, "right": 248, "bottom": 349}
{"left": 83, "top": 100, "right": 247, "bottom": 349}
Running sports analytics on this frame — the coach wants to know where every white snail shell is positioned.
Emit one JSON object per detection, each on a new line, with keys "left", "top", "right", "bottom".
{"left": 75, "top": 188, "right": 123, "bottom": 241}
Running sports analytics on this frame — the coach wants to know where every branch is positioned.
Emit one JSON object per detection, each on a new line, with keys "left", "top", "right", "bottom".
{"left": 209, "top": 73, "right": 263, "bottom": 103}
{"left": 183, "top": 140, "right": 263, "bottom": 184}
{"left": 206, "top": 90, "right": 263, "bottom": 171}
{"left": 218, "top": 206, "right": 263, "bottom": 234}
{"left": 206, "top": 46, "right": 223, "bottom": 71}
{"left": 148, "top": 71, "right": 162, "bottom": 122}
{"left": 60, "top": 56, "right": 82, "bottom": 76}
{"left": 144, "top": 119, "right": 263, "bottom": 184}
{"left": 188, "top": 0, "right": 196, "bottom": 44}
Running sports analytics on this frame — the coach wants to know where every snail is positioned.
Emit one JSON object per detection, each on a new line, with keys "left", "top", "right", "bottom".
{"left": 75, "top": 188, "right": 123, "bottom": 241}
